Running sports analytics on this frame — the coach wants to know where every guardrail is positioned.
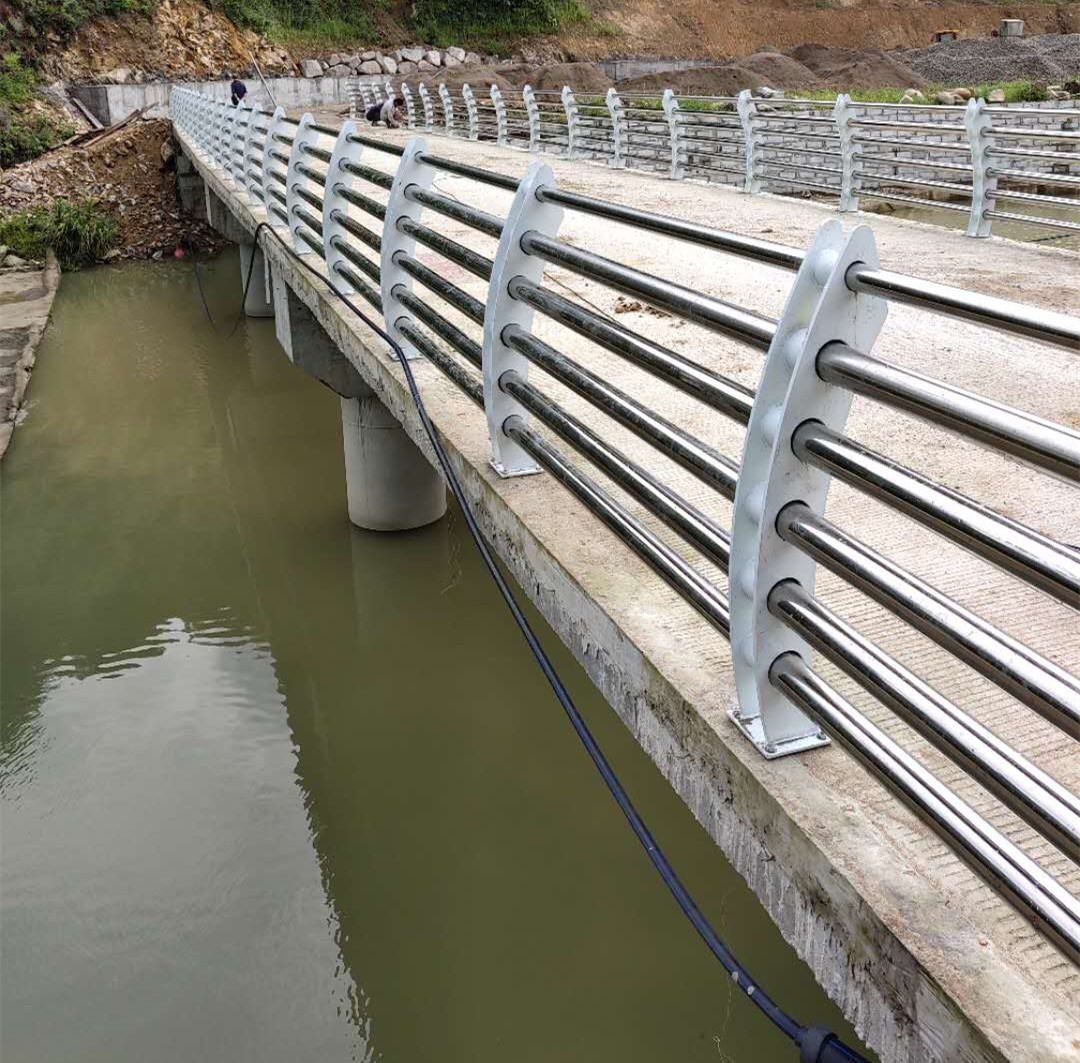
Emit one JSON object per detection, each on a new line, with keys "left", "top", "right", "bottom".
{"left": 171, "top": 87, "right": 1080, "bottom": 966}
{"left": 347, "top": 78, "right": 1080, "bottom": 239}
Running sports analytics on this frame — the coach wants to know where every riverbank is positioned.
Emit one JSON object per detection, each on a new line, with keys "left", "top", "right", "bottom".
{"left": 0, "top": 252, "right": 60, "bottom": 460}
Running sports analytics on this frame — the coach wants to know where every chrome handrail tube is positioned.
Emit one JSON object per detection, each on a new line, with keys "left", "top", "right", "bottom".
{"left": 393, "top": 286, "right": 483, "bottom": 365}
{"left": 394, "top": 253, "right": 486, "bottom": 325}
{"left": 330, "top": 236, "right": 381, "bottom": 284}
{"left": 396, "top": 216, "right": 494, "bottom": 281}
{"left": 335, "top": 184, "right": 387, "bottom": 221}
{"left": 502, "top": 324, "right": 740, "bottom": 498}
{"left": 776, "top": 502, "right": 1080, "bottom": 736}
{"left": 770, "top": 655, "right": 1080, "bottom": 967}
{"left": 402, "top": 183, "right": 505, "bottom": 238}
{"left": 817, "top": 343, "right": 1080, "bottom": 481}
{"left": 338, "top": 158, "right": 395, "bottom": 190}
{"left": 330, "top": 209, "right": 382, "bottom": 253}
{"left": 769, "top": 580, "right": 1080, "bottom": 853}
{"left": 793, "top": 423, "right": 1080, "bottom": 606}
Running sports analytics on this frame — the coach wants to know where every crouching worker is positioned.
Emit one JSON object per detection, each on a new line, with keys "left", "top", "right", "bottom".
{"left": 366, "top": 95, "right": 403, "bottom": 129}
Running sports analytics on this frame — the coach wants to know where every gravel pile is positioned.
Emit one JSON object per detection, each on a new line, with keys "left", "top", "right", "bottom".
{"left": 901, "top": 33, "right": 1080, "bottom": 85}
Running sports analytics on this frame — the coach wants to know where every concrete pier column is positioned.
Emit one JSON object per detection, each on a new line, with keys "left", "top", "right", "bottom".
{"left": 238, "top": 242, "right": 273, "bottom": 317}
{"left": 341, "top": 395, "right": 447, "bottom": 531}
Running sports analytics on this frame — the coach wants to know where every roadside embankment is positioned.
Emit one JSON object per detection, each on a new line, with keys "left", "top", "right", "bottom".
{"left": 0, "top": 252, "right": 60, "bottom": 459}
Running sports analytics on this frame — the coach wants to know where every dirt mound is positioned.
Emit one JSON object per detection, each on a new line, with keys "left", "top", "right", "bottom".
{"left": 419, "top": 64, "right": 516, "bottom": 94}
{"left": 618, "top": 52, "right": 820, "bottom": 95}
{"left": 47, "top": 0, "right": 294, "bottom": 82}
{"left": 492, "top": 61, "right": 612, "bottom": 92}
{"left": 788, "top": 43, "right": 926, "bottom": 88}
{"left": 0, "top": 119, "right": 222, "bottom": 261}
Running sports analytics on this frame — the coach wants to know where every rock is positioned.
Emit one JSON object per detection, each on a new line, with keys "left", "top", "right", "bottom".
{"left": 400, "top": 46, "right": 425, "bottom": 64}
{"left": 328, "top": 52, "right": 346, "bottom": 67}
{"left": 931, "top": 91, "right": 956, "bottom": 106}
{"left": 379, "top": 55, "right": 398, "bottom": 75}
{"left": 361, "top": 50, "right": 378, "bottom": 61}
{"left": 445, "top": 46, "right": 466, "bottom": 62}
{"left": 443, "top": 54, "right": 462, "bottom": 69}
{"left": 2, "top": 255, "right": 28, "bottom": 267}
{"left": 465, "top": 51, "right": 482, "bottom": 65}
{"left": 327, "top": 63, "right": 350, "bottom": 77}
{"left": 987, "top": 88, "right": 1006, "bottom": 103}
{"left": 952, "top": 87, "right": 973, "bottom": 101}
{"left": 160, "top": 140, "right": 176, "bottom": 163}
{"left": 417, "top": 60, "right": 437, "bottom": 73}
{"left": 360, "top": 60, "right": 382, "bottom": 76}
{"left": 104, "top": 66, "right": 132, "bottom": 84}
{"left": 398, "top": 61, "right": 418, "bottom": 77}
{"left": 905, "top": 89, "right": 927, "bottom": 104}
{"left": 345, "top": 54, "right": 362, "bottom": 70}
{"left": 10, "top": 179, "right": 35, "bottom": 193}
{"left": 424, "top": 49, "right": 442, "bottom": 67}
{"left": 300, "top": 59, "right": 323, "bottom": 78}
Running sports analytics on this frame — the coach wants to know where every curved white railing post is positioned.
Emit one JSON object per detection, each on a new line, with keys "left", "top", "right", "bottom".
{"left": 438, "top": 83, "right": 455, "bottom": 135}
{"left": 384, "top": 79, "right": 394, "bottom": 105}
{"left": 231, "top": 102, "right": 253, "bottom": 193}
{"left": 210, "top": 99, "right": 227, "bottom": 168}
{"left": 380, "top": 136, "right": 436, "bottom": 360}
{"left": 562, "top": 85, "right": 580, "bottom": 157}
{"left": 418, "top": 83, "right": 434, "bottom": 129}
{"left": 834, "top": 94, "right": 859, "bottom": 213}
{"left": 285, "top": 113, "right": 323, "bottom": 255}
{"left": 323, "top": 121, "right": 368, "bottom": 295}
{"left": 523, "top": 85, "right": 540, "bottom": 152}
{"left": 736, "top": 90, "right": 761, "bottom": 194}
{"left": 261, "top": 107, "right": 290, "bottom": 232}
{"left": 462, "top": 84, "right": 479, "bottom": 140}
{"left": 241, "top": 104, "right": 264, "bottom": 205}
{"left": 606, "top": 88, "right": 626, "bottom": 168}
{"left": 966, "top": 98, "right": 998, "bottom": 238}
{"left": 729, "top": 219, "right": 888, "bottom": 758}
{"left": 401, "top": 83, "right": 417, "bottom": 128}
{"left": 359, "top": 82, "right": 375, "bottom": 111}
{"left": 483, "top": 162, "right": 564, "bottom": 477}
{"left": 490, "top": 85, "right": 508, "bottom": 146}
{"left": 662, "top": 89, "right": 686, "bottom": 179}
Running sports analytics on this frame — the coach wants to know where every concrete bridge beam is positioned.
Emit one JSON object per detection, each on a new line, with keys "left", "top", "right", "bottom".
{"left": 238, "top": 242, "right": 273, "bottom": 318}
{"left": 270, "top": 262, "right": 446, "bottom": 531}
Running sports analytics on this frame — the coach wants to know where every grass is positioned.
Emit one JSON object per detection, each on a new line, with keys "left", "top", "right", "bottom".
{"left": 0, "top": 53, "right": 75, "bottom": 167}
{"left": 795, "top": 79, "right": 1050, "bottom": 104}
{"left": 0, "top": 199, "right": 118, "bottom": 270}
{"left": 411, "top": 0, "right": 587, "bottom": 51}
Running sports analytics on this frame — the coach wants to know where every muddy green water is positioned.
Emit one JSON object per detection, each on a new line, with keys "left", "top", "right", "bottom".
{"left": 1, "top": 251, "right": 874, "bottom": 1063}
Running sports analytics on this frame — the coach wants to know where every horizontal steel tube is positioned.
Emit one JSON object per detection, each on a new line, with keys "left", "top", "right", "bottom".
{"left": 763, "top": 174, "right": 840, "bottom": 195}
{"left": 334, "top": 184, "right": 387, "bottom": 221}
{"left": 266, "top": 184, "right": 286, "bottom": 205}
{"left": 992, "top": 126, "right": 1080, "bottom": 141}
{"left": 330, "top": 209, "right": 382, "bottom": 253}
{"left": 987, "top": 146, "right": 1080, "bottom": 163}
{"left": 984, "top": 210, "right": 1080, "bottom": 233}
{"left": 520, "top": 231, "right": 776, "bottom": 350}
{"left": 339, "top": 158, "right": 394, "bottom": 190}
{"left": 403, "top": 183, "right": 505, "bottom": 238}
{"left": 330, "top": 236, "right": 381, "bottom": 284}
{"left": 988, "top": 187, "right": 1080, "bottom": 208}
{"left": 991, "top": 168, "right": 1080, "bottom": 188}
{"left": 849, "top": 118, "right": 966, "bottom": 133}
{"left": 770, "top": 655, "right": 1080, "bottom": 966}
{"left": 395, "top": 253, "right": 485, "bottom": 324}
{"left": 508, "top": 277, "right": 754, "bottom": 424}
{"left": 817, "top": 342, "right": 1080, "bottom": 481}
{"left": 295, "top": 162, "right": 326, "bottom": 188}
{"left": 292, "top": 206, "right": 323, "bottom": 238}
{"left": 855, "top": 188, "right": 969, "bottom": 212}
{"left": 853, "top": 135, "right": 970, "bottom": 154}
{"left": 292, "top": 185, "right": 323, "bottom": 213}
{"left": 856, "top": 173, "right": 971, "bottom": 194}
{"left": 502, "top": 324, "right": 739, "bottom": 497}
{"left": 310, "top": 122, "right": 340, "bottom": 138}
{"left": 396, "top": 217, "right": 494, "bottom": 281}
{"left": 331, "top": 262, "right": 382, "bottom": 311}
{"left": 770, "top": 580, "right": 1080, "bottom": 852}
{"left": 294, "top": 223, "right": 324, "bottom": 256}
{"left": 345, "top": 133, "right": 405, "bottom": 157}
{"left": 502, "top": 372, "right": 731, "bottom": 569}
{"left": 393, "top": 287, "right": 482, "bottom": 368}
{"left": 777, "top": 502, "right": 1080, "bottom": 735}
{"left": 416, "top": 152, "right": 520, "bottom": 190}
{"left": 858, "top": 153, "right": 972, "bottom": 174}
{"left": 398, "top": 320, "right": 484, "bottom": 404}
{"left": 269, "top": 149, "right": 290, "bottom": 168}
{"left": 301, "top": 143, "right": 333, "bottom": 163}
{"left": 505, "top": 419, "right": 731, "bottom": 636}
{"left": 794, "top": 422, "right": 1080, "bottom": 606}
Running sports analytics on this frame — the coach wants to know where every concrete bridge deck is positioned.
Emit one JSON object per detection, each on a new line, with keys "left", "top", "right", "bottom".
{"left": 178, "top": 120, "right": 1079, "bottom": 1063}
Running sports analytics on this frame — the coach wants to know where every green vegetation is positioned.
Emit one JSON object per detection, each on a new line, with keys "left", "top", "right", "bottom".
{"left": 0, "top": 199, "right": 118, "bottom": 270}
{"left": 207, "top": 0, "right": 381, "bottom": 45}
{"left": 796, "top": 79, "right": 1049, "bottom": 104}
{"left": 0, "top": 53, "right": 74, "bottom": 167}
{"left": 411, "top": 0, "right": 587, "bottom": 52}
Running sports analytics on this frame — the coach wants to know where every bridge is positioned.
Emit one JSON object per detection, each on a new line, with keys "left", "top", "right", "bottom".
{"left": 169, "top": 87, "right": 1079, "bottom": 1063}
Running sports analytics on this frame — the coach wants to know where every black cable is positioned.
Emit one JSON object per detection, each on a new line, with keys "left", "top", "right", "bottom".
{"left": 187, "top": 234, "right": 261, "bottom": 339}
{"left": 218, "top": 219, "right": 871, "bottom": 1063}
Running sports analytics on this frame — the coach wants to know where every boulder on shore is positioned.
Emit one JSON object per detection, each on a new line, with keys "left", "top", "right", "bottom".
{"left": 300, "top": 59, "right": 322, "bottom": 78}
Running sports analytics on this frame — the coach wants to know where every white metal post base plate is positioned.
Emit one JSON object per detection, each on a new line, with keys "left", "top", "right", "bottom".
{"left": 727, "top": 706, "right": 828, "bottom": 759}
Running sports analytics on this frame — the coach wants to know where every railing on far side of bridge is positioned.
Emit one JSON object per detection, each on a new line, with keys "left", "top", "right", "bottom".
{"left": 171, "top": 86, "right": 1080, "bottom": 969}
{"left": 345, "top": 78, "right": 1080, "bottom": 240}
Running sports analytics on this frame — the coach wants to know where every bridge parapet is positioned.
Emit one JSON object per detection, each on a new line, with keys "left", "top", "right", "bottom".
{"left": 171, "top": 86, "right": 1080, "bottom": 1063}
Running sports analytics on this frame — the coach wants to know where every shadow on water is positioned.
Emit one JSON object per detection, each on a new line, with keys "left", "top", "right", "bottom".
{"left": 1, "top": 249, "right": 876, "bottom": 1062}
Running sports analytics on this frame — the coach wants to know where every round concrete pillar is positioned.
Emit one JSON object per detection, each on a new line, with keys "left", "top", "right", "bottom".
{"left": 239, "top": 242, "right": 273, "bottom": 317}
{"left": 341, "top": 396, "right": 446, "bottom": 531}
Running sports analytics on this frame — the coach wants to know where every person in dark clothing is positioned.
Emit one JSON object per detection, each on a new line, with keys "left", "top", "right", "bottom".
{"left": 230, "top": 77, "right": 247, "bottom": 106}
{"left": 366, "top": 96, "right": 403, "bottom": 128}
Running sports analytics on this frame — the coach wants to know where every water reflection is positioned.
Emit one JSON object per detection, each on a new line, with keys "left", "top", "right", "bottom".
{"left": 1, "top": 252, "right": 874, "bottom": 1062}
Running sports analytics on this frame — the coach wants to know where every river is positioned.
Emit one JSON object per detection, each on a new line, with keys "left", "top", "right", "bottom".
{"left": 1, "top": 250, "right": 875, "bottom": 1063}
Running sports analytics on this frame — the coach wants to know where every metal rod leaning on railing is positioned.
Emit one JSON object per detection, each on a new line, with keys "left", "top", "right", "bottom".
{"left": 769, "top": 579, "right": 1080, "bottom": 853}
{"left": 776, "top": 502, "right": 1080, "bottom": 737}
{"left": 770, "top": 655, "right": 1080, "bottom": 967}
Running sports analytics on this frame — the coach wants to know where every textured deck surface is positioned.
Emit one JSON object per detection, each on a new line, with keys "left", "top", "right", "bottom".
{"left": 190, "top": 120, "right": 1080, "bottom": 1063}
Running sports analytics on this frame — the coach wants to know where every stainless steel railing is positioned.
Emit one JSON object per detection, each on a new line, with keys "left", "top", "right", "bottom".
{"left": 171, "top": 88, "right": 1080, "bottom": 966}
